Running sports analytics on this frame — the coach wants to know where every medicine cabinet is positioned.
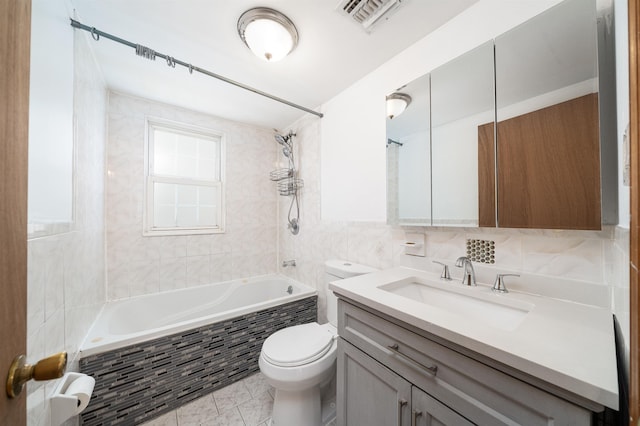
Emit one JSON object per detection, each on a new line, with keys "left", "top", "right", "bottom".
{"left": 386, "top": 0, "right": 617, "bottom": 230}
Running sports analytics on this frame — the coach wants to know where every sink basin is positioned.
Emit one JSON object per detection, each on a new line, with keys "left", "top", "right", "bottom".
{"left": 379, "top": 278, "right": 533, "bottom": 331}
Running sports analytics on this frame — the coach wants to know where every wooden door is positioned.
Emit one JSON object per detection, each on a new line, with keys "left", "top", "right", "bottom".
{"left": 337, "top": 339, "right": 412, "bottom": 426}
{"left": 0, "top": 0, "right": 31, "bottom": 424}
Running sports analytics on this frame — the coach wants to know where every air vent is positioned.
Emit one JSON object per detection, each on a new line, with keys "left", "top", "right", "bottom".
{"left": 337, "top": 0, "right": 404, "bottom": 32}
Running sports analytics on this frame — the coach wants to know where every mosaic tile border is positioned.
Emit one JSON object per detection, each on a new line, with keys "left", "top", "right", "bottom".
{"left": 80, "top": 296, "right": 317, "bottom": 425}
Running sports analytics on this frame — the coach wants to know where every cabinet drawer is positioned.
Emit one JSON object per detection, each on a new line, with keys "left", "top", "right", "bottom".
{"left": 338, "top": 300, "right": 592, "bottom": 426}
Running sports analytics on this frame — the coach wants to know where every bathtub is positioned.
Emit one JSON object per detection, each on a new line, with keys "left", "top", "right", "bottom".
{"left": 79, "top": 275, "right": 317, "bottom": 426}
{"left": 80, "top": 274, "right": 316, "bottom": 357}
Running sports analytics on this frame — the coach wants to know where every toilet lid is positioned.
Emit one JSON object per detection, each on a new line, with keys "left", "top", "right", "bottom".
{"left": 262, "top": 323, "right": 334, "bottom": 367}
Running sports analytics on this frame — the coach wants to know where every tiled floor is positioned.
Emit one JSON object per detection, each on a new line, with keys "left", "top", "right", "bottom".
{"left": 141, "top": 373, "right": 275, "bottom": 426}
{"left": 141, "top": 372, "right": 338, "bottom": 426}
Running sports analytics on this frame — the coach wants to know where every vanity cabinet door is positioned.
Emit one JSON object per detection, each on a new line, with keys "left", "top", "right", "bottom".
{"left": 337, "top": 339, "right": 412, "bottom": 426}
{"left": 412, "top": 386, "right": 473, "bottom": 426}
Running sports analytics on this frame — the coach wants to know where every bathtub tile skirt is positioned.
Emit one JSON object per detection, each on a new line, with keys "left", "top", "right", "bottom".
{"left": 79, "top": 296, "right": 317, "bottom": 426}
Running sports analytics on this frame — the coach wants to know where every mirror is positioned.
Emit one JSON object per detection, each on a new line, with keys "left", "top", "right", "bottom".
{"left": 386, "top": 0, "right": 616, "bottom": 230}
{"left": 431, "top": 41, "right": 495, "bottom": 227}
{"left": 386, "top": 74, "right": 431, "bottom": 225}
{"left": 493, "top": 0, "right": 613, "bottom": 229}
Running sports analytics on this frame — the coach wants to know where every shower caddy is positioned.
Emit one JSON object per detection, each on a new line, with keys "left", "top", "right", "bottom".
{"left": 271, "top": 131, "right": 303, "bottom": 235}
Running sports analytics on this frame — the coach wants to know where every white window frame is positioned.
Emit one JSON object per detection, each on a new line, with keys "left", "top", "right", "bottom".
{"left": 143, "top": 117, "right": 226, "bottom": 236}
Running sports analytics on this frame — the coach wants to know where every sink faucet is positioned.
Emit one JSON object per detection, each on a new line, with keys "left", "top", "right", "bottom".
{"left": 455, "top": 256, "right": 476, "bottom": 286}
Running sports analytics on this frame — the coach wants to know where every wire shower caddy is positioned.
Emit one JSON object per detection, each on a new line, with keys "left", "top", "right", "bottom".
{"left": 271, "top": 131, "right": 302, "bottom": 234}
{"left": 270, "top": 169, "right": 304, "bottom": 196}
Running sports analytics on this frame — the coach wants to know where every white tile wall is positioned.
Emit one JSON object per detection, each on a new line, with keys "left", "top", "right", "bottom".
{"left": 26, "top": 30, "right": 107, "bottom": 426}
{"left": 278, "top": 114, "right": 629, "bottom": 322}
{"left": 106, "top": 93, "right": 278, "bottom": 300}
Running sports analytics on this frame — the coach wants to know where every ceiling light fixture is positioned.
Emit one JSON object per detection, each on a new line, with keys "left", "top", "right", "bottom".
{"left": 237, "top": 7, "right": 299, "bottom": 62}
{"left": 386, "top": 93, "right": 412, "bottom": 119}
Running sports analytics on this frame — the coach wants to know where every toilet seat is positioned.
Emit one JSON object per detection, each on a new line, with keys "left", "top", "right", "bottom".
{"left": 262, "top": 323, "right": 335, "bottom": 367}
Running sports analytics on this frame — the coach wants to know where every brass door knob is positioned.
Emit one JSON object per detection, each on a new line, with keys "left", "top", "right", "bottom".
{"left": 6, "top": 351, "right": 67, "bottom": 398}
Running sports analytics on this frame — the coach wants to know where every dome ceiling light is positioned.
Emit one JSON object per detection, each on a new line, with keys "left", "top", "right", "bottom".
{"left": 237, "top": 7, "right": 299, "bottom": 62}
{"left": 386, "top": 92, "right": 412, "bottom": 119}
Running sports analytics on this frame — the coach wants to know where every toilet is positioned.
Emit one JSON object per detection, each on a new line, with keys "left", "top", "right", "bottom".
{"left": 259, "top": 260, "right": 377, "bottom": 426}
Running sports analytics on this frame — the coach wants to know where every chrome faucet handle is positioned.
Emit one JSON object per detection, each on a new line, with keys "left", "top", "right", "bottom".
{"left": 492, "top": 274, "right": 520, "bottom": 293}
{"left": 432, "top": 261, "right": 452, "bottom": 281}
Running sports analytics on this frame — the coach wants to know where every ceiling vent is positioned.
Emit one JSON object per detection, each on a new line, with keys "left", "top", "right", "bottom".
{"left": 337, "top": 0, "right": 404, "bottom": 32}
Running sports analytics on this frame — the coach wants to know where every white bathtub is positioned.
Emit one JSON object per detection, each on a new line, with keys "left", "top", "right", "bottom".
{"left": 80, "top": 274, "right": 317, "bottom": 357}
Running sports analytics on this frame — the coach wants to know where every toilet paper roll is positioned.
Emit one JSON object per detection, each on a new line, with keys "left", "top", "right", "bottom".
{"left": 63, "top": 374, "right": 95, "bottom": 414}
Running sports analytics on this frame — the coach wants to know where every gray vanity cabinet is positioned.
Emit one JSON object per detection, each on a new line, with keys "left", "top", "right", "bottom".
{"left": 338, "top": 340, "right": 411, "bottom": 425}
{"left": 338, "top": 340, "right": 471, "bottom": 426}
{"left": 412, "top": 386, "right": 474, "bottom": 426}
{"left": 336, "top": 299, "right": 596, "bottom": 426}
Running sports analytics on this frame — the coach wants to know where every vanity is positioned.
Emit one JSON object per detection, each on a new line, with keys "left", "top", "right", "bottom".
{"left": 330, "top": 268, "right": 618, "bottom": 425}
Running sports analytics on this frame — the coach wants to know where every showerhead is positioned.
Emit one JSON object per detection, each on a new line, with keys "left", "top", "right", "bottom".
{"left": 275, "top": 133, "right": 289, "bottom": 146}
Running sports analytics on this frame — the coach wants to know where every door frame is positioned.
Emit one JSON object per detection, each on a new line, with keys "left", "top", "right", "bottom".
{"left": 630, "top": 0, "right": 640, "bottom": 422}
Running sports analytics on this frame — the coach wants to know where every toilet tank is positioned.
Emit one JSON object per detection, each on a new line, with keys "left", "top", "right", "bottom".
{"left": 325, "top": 260, "right": 377, "bottom": 326}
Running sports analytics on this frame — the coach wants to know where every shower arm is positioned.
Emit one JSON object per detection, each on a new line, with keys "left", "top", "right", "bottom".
{"left": 69, "top": 19, "right": 323, "bottom": 119}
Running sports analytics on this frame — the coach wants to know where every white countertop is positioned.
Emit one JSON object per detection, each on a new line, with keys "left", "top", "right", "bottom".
{"left": 329, "top": 266, "right": 619, "bottom": 410}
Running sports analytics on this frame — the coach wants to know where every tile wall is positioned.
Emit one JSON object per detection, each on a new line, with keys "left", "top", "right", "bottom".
{"left": 278, "top": 115, "right": 630, "bottom": 328}
{"left": 26, "top": 30, "right": 107, "bottom": 426}
{"left": 106, "top": 93, "right": 278, "bottom": 300}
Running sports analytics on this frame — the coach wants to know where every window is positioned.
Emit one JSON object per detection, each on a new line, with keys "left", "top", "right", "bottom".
{"left": 144, "top": 118, "right": 225, "bottom": 235}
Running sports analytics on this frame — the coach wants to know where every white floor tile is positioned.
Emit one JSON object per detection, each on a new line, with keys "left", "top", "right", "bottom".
{"left": 237, "top": 391, "right": 273, "bottom": 426}
{"left": 143, "top": 411, "right": 178, "bottom": 426}
{"left": 206, "top": 407, "right": 246, "bottom": 426}
{"left": 141, "top": 373, "right": 282, "bottom": 426}
{"left": 177, "top": 394, "right": 219, "bottom": 425}
{"left": 213, "top": 380, "right": 253, "bottom": 413}
{"left": 242, "top": 373, "right": 274, "bottom": 399}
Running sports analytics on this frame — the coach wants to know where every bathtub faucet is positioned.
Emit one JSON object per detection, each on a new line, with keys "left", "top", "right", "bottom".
{"left": 282, "top": 259, "right": 296, "bottom": 268}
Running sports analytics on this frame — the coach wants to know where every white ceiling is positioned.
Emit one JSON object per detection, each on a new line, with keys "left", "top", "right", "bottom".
{"left": 71, "top": 0, "right": 478, "bottom": 129}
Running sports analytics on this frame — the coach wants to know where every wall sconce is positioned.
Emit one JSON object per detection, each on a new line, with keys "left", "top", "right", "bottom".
{"left": 386, "top": 93, "right": 412, "bottom": 119}
{"left": 237, "top": 7, "right": 299, "bottom": 62}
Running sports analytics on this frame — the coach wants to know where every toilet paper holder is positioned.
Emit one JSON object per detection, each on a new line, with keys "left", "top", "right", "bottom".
{"left": 51, "top": 372, "right": 95, "bottom": 426}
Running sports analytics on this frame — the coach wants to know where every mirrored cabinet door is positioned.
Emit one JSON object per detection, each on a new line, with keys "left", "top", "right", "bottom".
{"left": 386, "top": 74, "right": 431, "bottom": 226}
{"left": 430, "top": 40, "right": 495, "bottom": 227}
{"left": 384, "top": 0, "right": 615, "bottom": 230}
{"left": 494, "top": 0, "right": 604, "bottom": 229}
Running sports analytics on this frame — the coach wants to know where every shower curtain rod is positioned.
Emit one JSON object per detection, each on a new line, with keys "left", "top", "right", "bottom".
{"left": 70, "top": 19, "right": 324, "bottom": 118}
